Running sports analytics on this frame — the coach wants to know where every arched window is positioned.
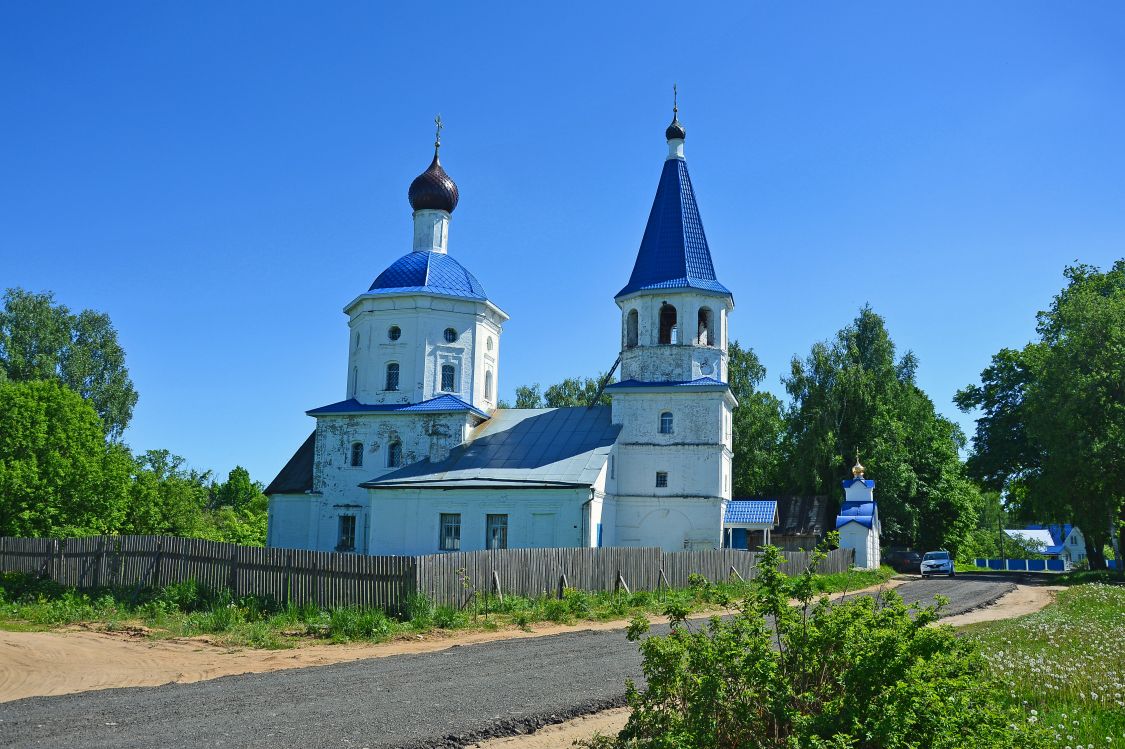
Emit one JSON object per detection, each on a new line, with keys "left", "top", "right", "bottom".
{"left": 354, "top": 332, "right": 360, "bottom": 349}
{"left": 350, "top": 441, "right": 364, "bottom": 467}
{"left": 658, "top": 304, "right": 678, "bottom": 345}
{"left": 626, "top": 309, "right": 639, "bottom": 348}
{"left": 697, "top": 307, "right": 714, "bottom": 346}
{"left": 385, "top": 362, "right": 400, "bottom": 391}
{"left": 485, "top": 370, "right": 494, "bottom": 400}
{"left": 350, "top": 366, "right": 358, "bottom": 397}
{"left": 387, "top": 440, "right": 403, "bottom": 468}
{"left": 441, "top": 364, "right": 455, "bottom": 392}
{"left": 659, "top": 411, "right": 673, "bottom": 434}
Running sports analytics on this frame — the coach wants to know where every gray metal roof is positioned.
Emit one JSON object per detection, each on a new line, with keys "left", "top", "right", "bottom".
{"left": 362, "top": 406, "right": 621, "bottom": 490}
{"left": 264, "top": 431, "right": 316, "bottom": 495}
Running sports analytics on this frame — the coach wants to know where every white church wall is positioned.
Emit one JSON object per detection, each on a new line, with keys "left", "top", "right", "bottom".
{"left": 613, "top": 496, "right": 724, "bottom": 551}
{"left": 839, "top": 522, "right": 873, "bottom": 568}
{"left": 617, "top": 291, "right": 731, "bottom": 383}
{"left": 367, "top": 487, "right": 591, "bottom": 556}
{"left": 266, "top": 494, "right": 320, "bottom": 550}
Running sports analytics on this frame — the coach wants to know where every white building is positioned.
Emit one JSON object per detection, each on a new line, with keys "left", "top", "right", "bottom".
{"left": 1003, "top": 524, "right": 1087, "bottom": 564}
{"left": 834, "top": 460, "right": 881, "bottom": 570}
{"left": 266, "top": 109, "right": 743, "bottom": 555}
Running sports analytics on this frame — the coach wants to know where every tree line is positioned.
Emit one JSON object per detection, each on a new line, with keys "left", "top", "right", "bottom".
{"left": 0, "top": 289, "right": 268, "bottom": 544}
{"left": 514, "top": 261, "right": 1124, "bottom": 566}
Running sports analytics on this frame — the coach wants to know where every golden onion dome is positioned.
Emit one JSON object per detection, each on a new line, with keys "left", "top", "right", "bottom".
{"left": 852, "top": 457, "right": 865, "bottom": 478}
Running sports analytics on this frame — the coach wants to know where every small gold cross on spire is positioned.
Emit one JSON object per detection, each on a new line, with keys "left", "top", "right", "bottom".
{"left": 434, "top": 114, "right": 443, "bottom": 153}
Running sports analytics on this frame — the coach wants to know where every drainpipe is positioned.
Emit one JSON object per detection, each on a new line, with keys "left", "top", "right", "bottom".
{"left": 581, "top": 490, "right": 594, "bottom": 547}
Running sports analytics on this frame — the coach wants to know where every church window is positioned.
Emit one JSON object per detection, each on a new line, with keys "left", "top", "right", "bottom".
{"left": 658, "top": 304, "right": 678, "bottom": 345}
{"left": 337, "top": 515, "right": 356, "bottom": 552}
{"left": 659, "top": 411, "right": 673, "bottom": 434}
{"left": 655, "top": 471, "right": 668, "bottom": 488}
{"left": 485, "top": 370, "right": 494, "bottom": 400}
{"left": 609, "top": 454, "right": 615, "bottom": 479}
{"left": 486, "top": 336, "right": 494, "bottom": 352}
{"left": 350, "top": 366, "right": 358, "bottom": 397}
{"left": 385, "top": 362, "right": 400, "bottom": 391}
{"left": 697, "top": 307, "right": 714, "bottom": 346}
{"left": 626, "top": 309, "right": 638, "bottom": 348}
{"left": 443, "top": 327, "right": 457, "bottom": 343}
{"left": 349, "top": 441, "right": 364, "bottom": 467}
{"left": 486, "top": 514, "right": 508, "bottom": 549}
{"left": 441, "top": 364, "right": 455, "bottom": 392}
{"left": 354, "top": 332, "right": 360, "bottom": 349}
{"left": 387, "top": 440, "right": 403, "bottom": 468}
{"left": 388, "top": 325, "right": 401, "bottom": 341}
{"left": 439, "top": 513, "right": 461, "bottom": 551}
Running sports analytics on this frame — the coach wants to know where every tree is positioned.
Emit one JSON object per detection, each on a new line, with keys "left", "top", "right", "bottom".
{"left": 727, "top": 340, "right": 785, "bottom": 497}
{"left": 0, "top": 380, "right": 132, "bottom": 537}
{"left": 782, "top": 306, "right": 978, "bottom": 552}
{"left": 124, "top": 449, "right": 212, "bottom": 537}
{"left": 957, "top": 261, "right": 1125, "bottom": 569}
{"left": 0, "top": 288, "right": 138, "bottom": 439}
{"left": 513, "top": 375, "right": 612, "bottom": 408}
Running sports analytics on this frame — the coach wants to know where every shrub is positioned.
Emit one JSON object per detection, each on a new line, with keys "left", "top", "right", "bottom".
{"left": 594, "top": 537, "right": 1050, "bottom": 749}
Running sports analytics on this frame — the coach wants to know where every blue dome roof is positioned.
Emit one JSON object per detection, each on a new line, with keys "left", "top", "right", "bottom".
{"left": 367, "top": 251, "right": 488, "bottom": 300}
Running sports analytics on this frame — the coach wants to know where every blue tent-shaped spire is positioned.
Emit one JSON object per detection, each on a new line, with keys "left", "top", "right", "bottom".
{"left": 616, "top": 156, "right": 731, "bottom": 300}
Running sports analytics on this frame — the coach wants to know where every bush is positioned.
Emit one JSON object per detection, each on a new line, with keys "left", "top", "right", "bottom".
{"left": 594, "top": 537, "right": 1050, "bottom": 749}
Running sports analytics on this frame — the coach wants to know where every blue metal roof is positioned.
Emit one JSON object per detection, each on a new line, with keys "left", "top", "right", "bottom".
{"left": 835, "top": 499, "right": 877, "bottom": 530}
{"left": 363, "top": 407, "right": 621, "bottom": 490}
{"left": 307, "top": 394, "right": 490, "bottom": 420}
{"left": 1028, "top": 523, "right": 1074, "bottom": 546}
{"left": 724, "top": 500, "right": 778, "bottom": 526}
{"left": 367, "top": 251, "right": 488, "bottom": 300}
{"left": 841, "top": 478, "right": 876, "bottom": 489}
{"left": 616, "top": 157, "right": 731, "bottom": 300}
{"left": 606, "top": 377, "right": 727, "bottom": 389}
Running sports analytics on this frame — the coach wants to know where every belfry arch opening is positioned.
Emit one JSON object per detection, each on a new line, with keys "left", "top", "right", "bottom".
{"left": 697, "top": 307, "right": 714, "bottom": 346}
{"left": 626, "top": 309, "right": 639, "bottom": 348}
{"left": 658, "top": 304, "right": 678, "bottom": 345}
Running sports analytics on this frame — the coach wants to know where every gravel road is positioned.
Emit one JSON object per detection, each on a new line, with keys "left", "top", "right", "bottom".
{"left": 0, "top": 574, "right": 1014, "bottom": 749}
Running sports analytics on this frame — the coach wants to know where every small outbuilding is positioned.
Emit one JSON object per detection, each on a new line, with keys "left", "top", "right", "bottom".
{"left": 835, "top": 459, "right": 881, "bottom": 570}
{"left": 722, "top": 500, "right": 779, "bottom": 550}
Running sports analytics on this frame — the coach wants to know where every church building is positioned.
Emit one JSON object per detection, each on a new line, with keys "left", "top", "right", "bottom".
{"left": 265, "top": 106, "right": 740, "bottom": 555}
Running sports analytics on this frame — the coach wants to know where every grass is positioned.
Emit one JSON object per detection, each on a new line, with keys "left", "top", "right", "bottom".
{"left": 963, "top": 583, "right": 1125, "bottom": 747}
{"left": 0, "top": 564, "right": 894, "bottom": 649}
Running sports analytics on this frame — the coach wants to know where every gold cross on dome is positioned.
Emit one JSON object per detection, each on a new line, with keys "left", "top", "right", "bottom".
{"left": 434, "top": 114, "right": 443, "bottom": 151}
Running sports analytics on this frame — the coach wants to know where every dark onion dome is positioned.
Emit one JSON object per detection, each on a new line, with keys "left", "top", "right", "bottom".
{"left": 665, "top": 114, "right": 686, "bottom": 141}
{"left": 408, "top": 153, "right": 459, "bottom": 213}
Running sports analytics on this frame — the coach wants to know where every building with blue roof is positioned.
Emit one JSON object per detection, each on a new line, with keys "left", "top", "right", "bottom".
{"left": 1003, "top": 524, "right": 1087, "bottom": 563}
{"left": 834, "top": 459, "right": 881, "bottom": 569}
{"left": 267, "top": 104, "right": 742, "bottom": 556}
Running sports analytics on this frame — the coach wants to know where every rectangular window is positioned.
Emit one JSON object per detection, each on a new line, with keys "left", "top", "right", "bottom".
{"left": 596, "top": 523, "right": 603, "bottom": 548}
{"left": 439, "top": 513, "right": 461, "bottom": 551}
{"left": 441, "top": 364, "right": 455, "bottom": 392}
{"left": 486, "top": 513, "right": 508, "bottom": 549}
{"left": 337, "top": 515, "right": 356, "bottom": 552}
{"left": 655, "top": 471, "right": 668, "bottom": 488}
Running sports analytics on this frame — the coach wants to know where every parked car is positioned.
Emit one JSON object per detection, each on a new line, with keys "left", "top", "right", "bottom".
{"left": 884, "top": 549, "right": 923, "bottom": 573}
{"left": 920, "top": 550, "right": 955, "bottom": 577}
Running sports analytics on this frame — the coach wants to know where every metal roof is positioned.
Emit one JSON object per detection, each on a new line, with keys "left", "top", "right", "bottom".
{"left": 264, "top": 431, "right": 315, "bottom": 495}
{"left": 724, "top": 500, "right": 778, "bottom": 526}
{"left": 835, "top": 499, "right": 877, "bottom": 530}
{"left": 616, "top": 157, "right": 731, "bottom": 300}
{"left": 362, "top": 406, "right": 621, "bottom": 490}
{"left": 366, "top": 251, "right": 487, "bottom": 300}
{"left": 306, "top": 394, "right": 490, "bottom": 420}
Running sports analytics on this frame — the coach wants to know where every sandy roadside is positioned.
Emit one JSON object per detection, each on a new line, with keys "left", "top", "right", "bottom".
{"left": 0, "top": 578, "right": 903, "bottom": 704}
{"left": 466, "top": 582, "right": 1061, "bottom": 749}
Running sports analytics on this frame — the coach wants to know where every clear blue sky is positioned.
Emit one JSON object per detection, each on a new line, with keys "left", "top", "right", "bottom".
{"left": 2, "top": 2, "right": 1123, "bottom": 484}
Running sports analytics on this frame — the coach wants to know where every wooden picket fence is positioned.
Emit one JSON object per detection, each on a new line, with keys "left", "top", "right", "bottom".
{"left": 0, "top": 535, "right": 853, "bottom": 613}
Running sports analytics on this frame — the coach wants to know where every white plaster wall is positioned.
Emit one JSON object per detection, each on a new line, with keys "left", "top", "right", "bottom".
{"left": 617, "top": 290, "right": 732, "bottom": 383}
{"left": 613, "top": 496, "right": 724, "bottom": 551}
{"left": 366, "top": 487, "right": 591, "bottom": 555}
{"left": 1063, "top": 527, "right": 1087, "bottom": 562}
{"left": 839, "top": 523, "right": 878, "bottom": 569}
{"left": 344, "top": 294, "right": 504, "bottom": 410}
{"left": 267, "top": 494, "right": 320, "bottom": 550}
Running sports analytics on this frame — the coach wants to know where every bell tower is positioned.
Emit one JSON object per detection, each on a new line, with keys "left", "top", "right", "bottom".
{"left": 607, "top": 97, "right": 737, "bottom": 552}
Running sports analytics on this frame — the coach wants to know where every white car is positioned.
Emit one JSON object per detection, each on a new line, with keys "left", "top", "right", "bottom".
{"left": 920, "top": 550, "right": 955, "bottom": 577}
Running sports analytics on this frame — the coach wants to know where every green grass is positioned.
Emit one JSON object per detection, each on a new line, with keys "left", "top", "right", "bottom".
{"left": 0, "top": 564, "right": 894, "bottom": 649}
{"left": 963, "top": 583, "right": 1125, "bottom": 747}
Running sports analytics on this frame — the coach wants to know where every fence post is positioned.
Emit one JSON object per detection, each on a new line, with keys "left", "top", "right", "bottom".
{"left": 557, "top": 573, "right": 568, "bottom": 600}
{"left": 491, "top": 569, "right": 503, "bottom": 604}
{"left": 729, "top": 565, "right": 744, "bottom": 582}
{"left": 228, "top": 548, "right": 238, "bottom": 594}
{"left": 615, "top": 570, "right": 631, "bottom": 596}
{"left": 658, "top": 568, "right": 670, "bottom": 590}
{"left": 284, "top": 552, "right": 293, "bottom": 606}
